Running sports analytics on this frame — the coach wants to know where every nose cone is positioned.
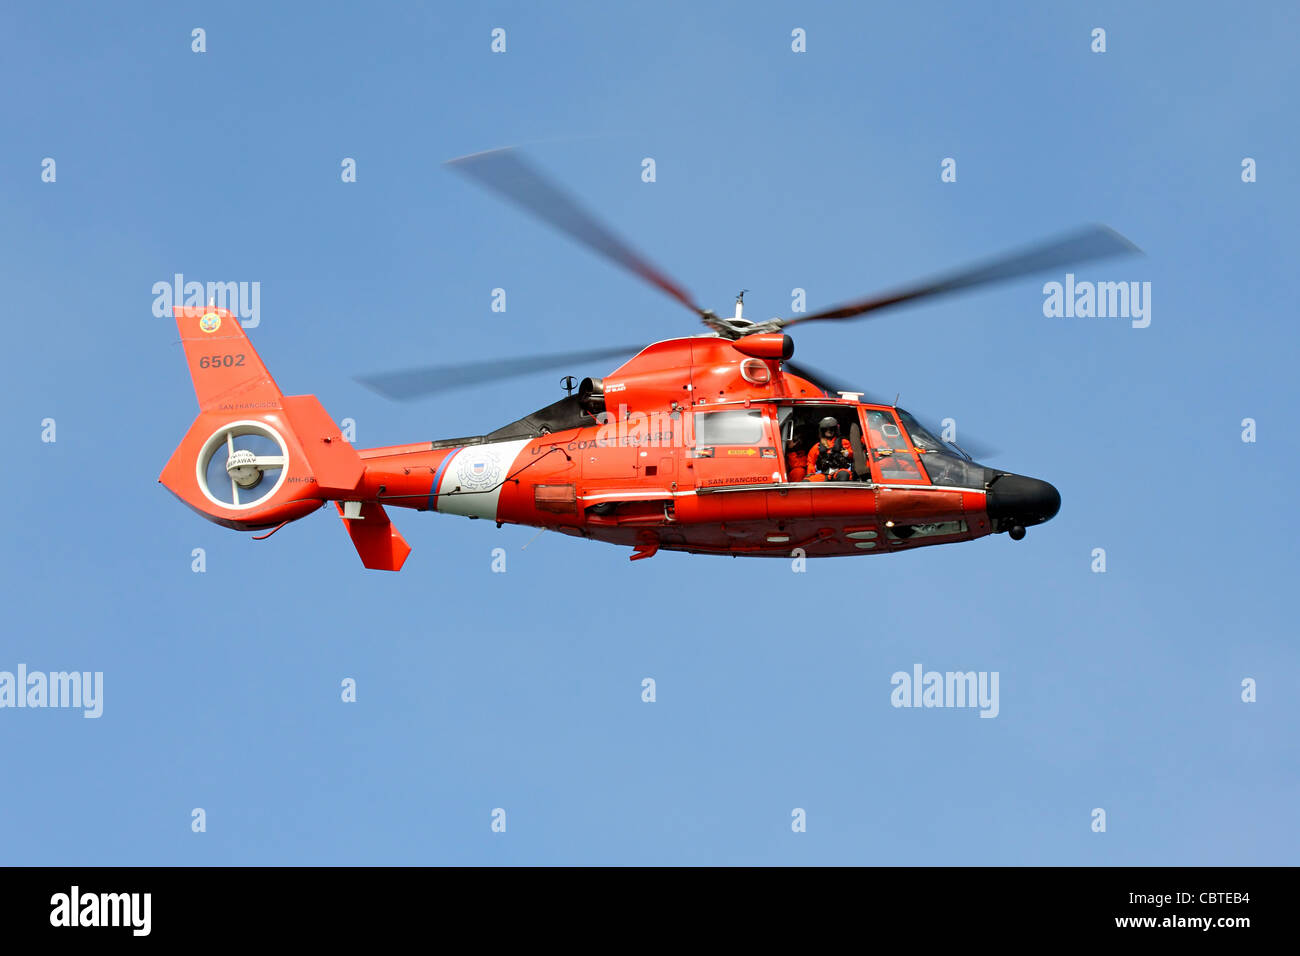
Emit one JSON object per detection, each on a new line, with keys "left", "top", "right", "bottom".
{"left": 985, "top": 473, "right": 1061, "bottom": 528}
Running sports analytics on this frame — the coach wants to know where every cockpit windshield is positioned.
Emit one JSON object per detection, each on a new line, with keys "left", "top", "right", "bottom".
{"left": 895, "top": 408, "right": 972, "bottom": 461}
{"left": 894, "top": 407, "right": 990, "bottom": 488}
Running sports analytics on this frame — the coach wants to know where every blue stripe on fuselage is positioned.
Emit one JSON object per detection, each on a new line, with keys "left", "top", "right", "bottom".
{"left": 428, "top": 449, "right": 459, "bottom": 512}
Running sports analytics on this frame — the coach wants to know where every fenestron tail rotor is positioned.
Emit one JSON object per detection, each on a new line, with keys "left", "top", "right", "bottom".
{"left": 197, "top": 422, "right": 289, "bottom": 509}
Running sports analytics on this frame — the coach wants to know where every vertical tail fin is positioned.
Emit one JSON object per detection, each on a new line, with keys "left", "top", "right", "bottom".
{"left": 173, "top": 305, "right": 283, "bottom": 410}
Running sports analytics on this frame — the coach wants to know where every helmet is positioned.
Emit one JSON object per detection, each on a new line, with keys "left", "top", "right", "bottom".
{"left": 818, "top": 416, "right": 839, "bottom": 437}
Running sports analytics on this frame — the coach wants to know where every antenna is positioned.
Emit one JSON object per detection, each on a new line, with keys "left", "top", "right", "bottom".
{"left": 733, "top": 289, "right": 748, "bottom": 321}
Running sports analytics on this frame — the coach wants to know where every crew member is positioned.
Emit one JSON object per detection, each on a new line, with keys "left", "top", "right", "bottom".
{"left": 805, "top": 416, "right": 854, "bottom": 482}
{"left": 865, "top": 410, "right": 921, "bottom": 479}
{"left": 785, "top": 426, "right": 808, "bottom": 482}
{"left": 785, "top": 442, "right": 806, "bottom": 481}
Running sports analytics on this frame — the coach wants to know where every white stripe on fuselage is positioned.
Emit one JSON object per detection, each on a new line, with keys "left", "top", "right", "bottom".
{"left": 434, "top": 439, "right": 530, "bottom": 520}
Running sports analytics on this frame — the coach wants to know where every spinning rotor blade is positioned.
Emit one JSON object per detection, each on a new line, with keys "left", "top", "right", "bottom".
{"left": 448, "top": 148, "right": 706, "bottom": 316}
{"left": 356, "top": 344, "right": 641, "bottom": 401}
{"left": 784, "top": 360, "right": 890, "bottom": 406}
{"left": 780, "top": 224, "right": 1141, "bottom": 329}
{"left": 783, "top": 359, "right": 999, "bottom": 461}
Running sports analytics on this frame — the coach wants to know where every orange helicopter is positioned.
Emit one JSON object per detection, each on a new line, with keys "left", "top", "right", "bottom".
{"left": 160, "top": 149, "right": 1138, "bottom": 570}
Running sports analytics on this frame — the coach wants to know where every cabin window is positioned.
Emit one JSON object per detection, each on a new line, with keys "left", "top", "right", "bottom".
{"left": 694, "top": 409, "right": 765, "bottom": 445}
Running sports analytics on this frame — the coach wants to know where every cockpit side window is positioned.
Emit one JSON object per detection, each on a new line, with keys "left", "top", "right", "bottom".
{"left": 863, "top": 409, "right": 927, "bottom": 483}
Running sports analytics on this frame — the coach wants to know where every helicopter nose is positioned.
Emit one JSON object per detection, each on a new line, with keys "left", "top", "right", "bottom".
{"left": 985, "top": 473, "right": 1061, "bottom": 531}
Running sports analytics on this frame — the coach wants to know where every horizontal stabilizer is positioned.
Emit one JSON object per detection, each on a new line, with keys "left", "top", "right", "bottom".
{"left": 337, "top": 501, "right": 411, "bottom": 571}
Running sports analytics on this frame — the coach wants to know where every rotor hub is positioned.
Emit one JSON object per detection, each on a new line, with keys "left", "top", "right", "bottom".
{"left": 226, "top": 448, "right": 263, "bottom": 488}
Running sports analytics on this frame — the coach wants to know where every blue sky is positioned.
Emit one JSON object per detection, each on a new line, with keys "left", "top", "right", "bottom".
{"left": 2, "top": 2, "right": 1296, "bottom": 864}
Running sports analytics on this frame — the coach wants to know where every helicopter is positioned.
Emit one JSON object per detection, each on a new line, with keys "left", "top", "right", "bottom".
{"left": 159, "top": 148, "right": 1139, "bottom": 570}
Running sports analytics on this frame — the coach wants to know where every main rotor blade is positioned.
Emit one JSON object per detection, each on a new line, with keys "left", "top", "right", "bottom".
{"left": 783, "top": 359, "right": 999, "bottom": 460}
{"left": 784, "top": 360, "right": 889, "bottom": 404}
{"left": 447, "top": 148, "right": 705, "bottom": 316}
{"left": 356, "top": 344, "right": 640, "bottom": 401}
{"left": 781, "top": 224, "right": 1141, "bottom": 328}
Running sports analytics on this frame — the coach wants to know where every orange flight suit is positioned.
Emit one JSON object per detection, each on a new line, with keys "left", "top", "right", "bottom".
{"left": 786, "top": 449, "right": 807, "bottom": 483}
{"left": 805, "top": 438, "right": 854, "bottom": 481}
{"left": 867, "top": 427, "right": 921, "bottom": 478}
